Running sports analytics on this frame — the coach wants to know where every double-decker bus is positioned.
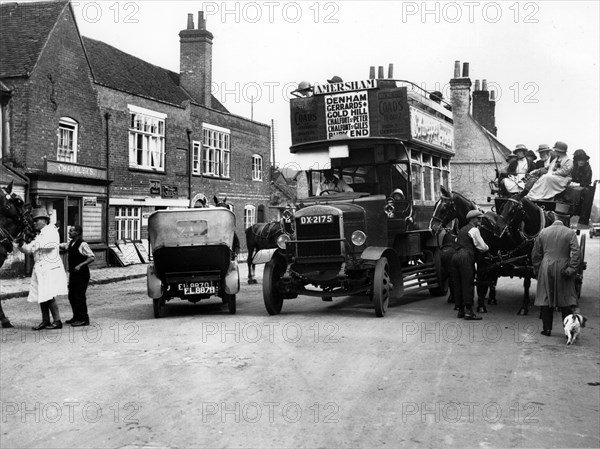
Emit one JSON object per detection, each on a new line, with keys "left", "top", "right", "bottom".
{"left": 262, "top": 77, "right": 455, "bottom": 317}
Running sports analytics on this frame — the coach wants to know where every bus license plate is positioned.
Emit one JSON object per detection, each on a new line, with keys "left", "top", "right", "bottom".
{"left": 299, "top": 215, "right": 333, "bottom": 225}
{"left": 179, "top": 281, "right": 216, "bottom": 295}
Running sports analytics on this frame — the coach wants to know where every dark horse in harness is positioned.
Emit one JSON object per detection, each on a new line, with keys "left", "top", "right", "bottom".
{"left": 245, "top": 216, "right": 292, "bottom": 284}
{"left": 0, "top": 182, "right": 35, "bottom": 328}
{"left": 212, "top": 195, "right": 241, "bottom": 258}
{"left": 430, "top": 186, "right": 539, "bottom": 315}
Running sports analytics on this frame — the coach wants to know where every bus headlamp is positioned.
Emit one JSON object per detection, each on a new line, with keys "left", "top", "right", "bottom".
{"left": 277, "top": 234, "right": 291, "bottom": 249}
{"left": 351, "top": 230, "right": 367, "bottom": 246}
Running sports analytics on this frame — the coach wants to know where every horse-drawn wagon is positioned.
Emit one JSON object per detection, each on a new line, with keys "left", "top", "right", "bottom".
{"left": 430, "top": 179, "right": 595, "bottom": 315}
{"left": 146, "top": 208, "right": 240, "bottom": 317}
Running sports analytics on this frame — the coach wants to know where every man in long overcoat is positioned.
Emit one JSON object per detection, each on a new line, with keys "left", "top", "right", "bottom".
{"left": 16, "top": 208, "right": 68, "bottom": 330}
{"left": 532, "top": 218, "right": 580, "bottom": 336}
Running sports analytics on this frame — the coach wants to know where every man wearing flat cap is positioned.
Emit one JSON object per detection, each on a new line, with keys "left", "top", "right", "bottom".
{"left": 526, "top": 141, "right": 573, "bottom": 201}
{"left": 502, "top": 144, "right": 534, "bottom": 194}
{"left": 451, "top": 210, "right": 489, "bottom": 320}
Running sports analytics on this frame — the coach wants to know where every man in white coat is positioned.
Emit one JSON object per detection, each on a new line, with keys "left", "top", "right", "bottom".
{"left": 16, "top": 208, "right": 68, "bottom": 330}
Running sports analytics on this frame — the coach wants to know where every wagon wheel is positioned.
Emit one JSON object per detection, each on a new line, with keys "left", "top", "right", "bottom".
{"left": 224, "top": 293, "right": 236, "bottom": 314}
{"left": 263, "top": 258, "right": 285, "bottom": 315}
{"left": 575, "top": 234, "right": 586, "bottom": 299}
{"left": 373, "top": 257, "right": 391, "bottom": 317}
{"left": 153, "top": 293, "right": 167, "bottom": 319}
{"left": 425, "top": 248, "right": 448, "bottom": 297}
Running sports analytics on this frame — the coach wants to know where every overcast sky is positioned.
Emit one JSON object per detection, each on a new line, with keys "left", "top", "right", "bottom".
{"left": 44, "top": 1, "right": 600, "bottom": 173}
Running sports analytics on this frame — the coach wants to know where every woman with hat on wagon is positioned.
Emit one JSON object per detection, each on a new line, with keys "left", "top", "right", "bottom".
{"left": 526, "top": 141, "right": 573, "bottom": 201}
{"left": 451, "top": 210, "right": 490, "bottom": 320}
{"left": 570, "top": 149, "right": 592, "bottom": 187}
{"left": 502, "top": 144, "right": 535, "bottom": 194}
{"left": 15, "top": 208, "right": 68, "bottom": 330}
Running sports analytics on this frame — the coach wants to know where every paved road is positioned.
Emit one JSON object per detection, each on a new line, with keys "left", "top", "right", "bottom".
{"left": 1, "top": 238, "right": 599, "bottom": 448}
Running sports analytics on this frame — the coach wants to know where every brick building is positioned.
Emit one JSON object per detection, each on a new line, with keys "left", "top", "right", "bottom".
{"left": 1, "top": 1, "right": 271, "bottom": 267}
{"left": 449, "top": 61, "right": 510, "bottom": 207}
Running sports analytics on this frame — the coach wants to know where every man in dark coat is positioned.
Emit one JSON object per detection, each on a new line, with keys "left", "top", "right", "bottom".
{"left": 451, "top": 210, "right": 489, "bottom": 320}
{"left": 61, "top": 225, "right": 95, "bottom": 326}
{"left": 532, "top": 219, "right": 580, "bottom": 336}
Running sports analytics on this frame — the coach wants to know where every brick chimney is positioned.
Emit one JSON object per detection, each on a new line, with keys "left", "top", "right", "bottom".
{"left": 449, "top": 60, "right": 472, "bottom": 117}
{"left": 472, "top": 79, "right": 497, "bottom": 136}
{"left": 179, "top": 12, "right": 213, "bottom": 107}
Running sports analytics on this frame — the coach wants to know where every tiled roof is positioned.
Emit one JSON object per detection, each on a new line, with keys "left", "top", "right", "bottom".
{"left": 83, "top": 37, "right": 229, "bottom": 112}
{"left": 0, "top": 1, "right": 68, "bottom": 78}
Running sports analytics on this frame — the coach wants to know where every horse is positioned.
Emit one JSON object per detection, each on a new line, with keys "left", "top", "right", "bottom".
{"left": 0, "top": 181, "right": 35, "bottom": 328}
{"left": 212, "top": 195, "right": 240, "bottom": 258}
{"left": 245, "top": 216, "right": 292, "bottom": 284}
{"left": 430, "top": 186, "right": 534, "bottom": 315}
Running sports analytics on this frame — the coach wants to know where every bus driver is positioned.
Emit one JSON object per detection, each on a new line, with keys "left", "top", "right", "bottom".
{"left": 316, "top": 169, "right": 354, "bottom": 195}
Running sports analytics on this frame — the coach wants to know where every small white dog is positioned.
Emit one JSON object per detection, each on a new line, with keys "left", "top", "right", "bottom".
{"left": 563, "top": 313, "right": 586, "bottom": 345}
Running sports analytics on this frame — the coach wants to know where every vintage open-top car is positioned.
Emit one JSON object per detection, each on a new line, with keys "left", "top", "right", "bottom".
{"left": 146, "top": 208, "right": 239, "bottom": 317}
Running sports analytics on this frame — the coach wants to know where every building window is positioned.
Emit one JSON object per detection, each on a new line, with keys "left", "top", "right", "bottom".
{"left": 244, "top": 205, "right": 256, "bottom": 229}
{"left": 128, "top": 105, "right": 166, "bottom": 171}
{"left": 252, "top": 154, "right": 263, "bottom": 181}
{"left": 202, "top": 123, "right": 230, "bottom": 178}
{"left": 441, "top": 159, "right": 451, "bottom": 191}
{"left": 115, "top": 206, "right": 141, "bottom": 240}
{"left": 192, "top": 141, "right": 201, "bottom": 175}
{"left": 57, "top": 117, "right": 78, "bottom": 163}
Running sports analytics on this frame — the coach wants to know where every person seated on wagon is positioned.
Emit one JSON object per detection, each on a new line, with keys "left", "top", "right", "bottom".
{"left": 525, "top": 150, "right": 538, "bottom": 168}
{"left": 522, "top": 144, "right": 555, "bottom": 192}
{"left": 534, "top": 143, "right": 555, "bottom": 170}
{"left": 316, "top": 169, "right": 354, "bottom": 195}
{"left": 570, "top": 149, "right": 592, "bottom": 187}
{"left": 501, "top": 144, "right": 535, "bottom": 194}
{"left": 525, "top": 141, "right": 572, "bottom": 201}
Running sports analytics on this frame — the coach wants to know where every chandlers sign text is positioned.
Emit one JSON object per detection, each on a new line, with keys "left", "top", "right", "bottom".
{"left": 325, "top": 91, "right": 370, "bottom": 139}
{"left": 409, "top": 106, "right": 453, "bottom": 151}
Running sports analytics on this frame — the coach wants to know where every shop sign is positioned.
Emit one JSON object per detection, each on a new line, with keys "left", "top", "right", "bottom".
{"left": 409, "top": 106, "right": 454, "bottom": 151}
{"left": 325, "top": 91, "right": 370, "bottom": 140}
{"left": 150, "top": 180, "right": 161, "bottom": 195}
{"left": 83, "top": 197, "right": 97, "bottom": 207}
{"left": 161, "top": 185, "right": 178, "bottom": 199}
{"left": 314, "top": 79, "right": 377, "bottom": 95}
{"left": 46, "top": 161, "right": 107, "bottom": 180}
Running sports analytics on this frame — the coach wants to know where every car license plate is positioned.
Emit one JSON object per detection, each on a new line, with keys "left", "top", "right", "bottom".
{"left": 299, "top": 215, "right": 333, "bottom": 225}
{"left": 178, "top": 281, "right": 217, "bottom": 295}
